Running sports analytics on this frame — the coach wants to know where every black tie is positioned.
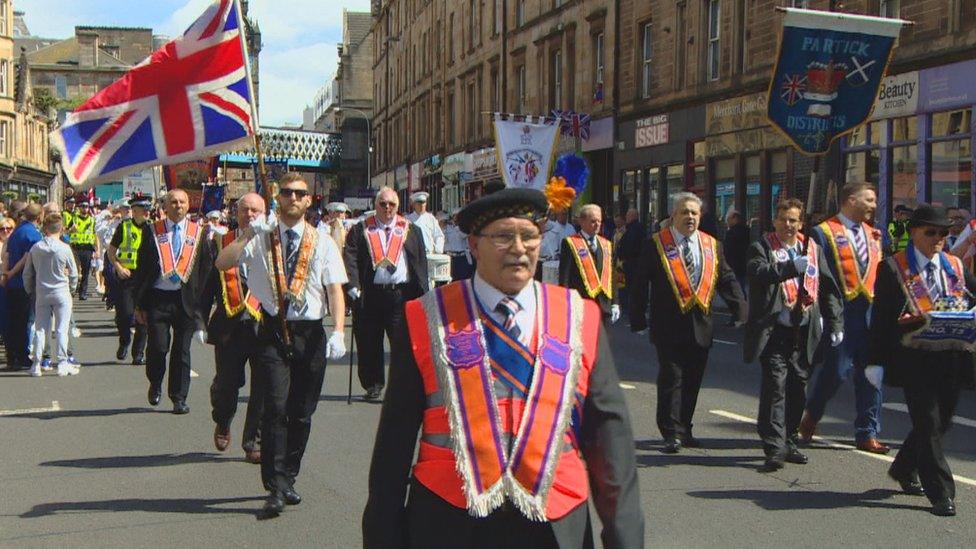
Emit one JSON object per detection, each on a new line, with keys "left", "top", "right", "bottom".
{"left": 926, "top": 262, "right": 942, "bottom": 298}
{"left": 285, "top": 229, "right": 299, "bottom": 282}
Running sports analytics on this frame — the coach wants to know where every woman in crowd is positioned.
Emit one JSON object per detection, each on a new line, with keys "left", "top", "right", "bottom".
{"left": 0, "top": 216, "right": 16, "bottom": 345}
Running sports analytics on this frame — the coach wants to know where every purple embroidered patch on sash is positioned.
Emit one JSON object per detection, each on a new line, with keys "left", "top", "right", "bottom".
{"left": 539, "top": 335, "right": 570, "bottom": 375}
{"left": 446, "top": 329, "right": 484, "bottom": 370}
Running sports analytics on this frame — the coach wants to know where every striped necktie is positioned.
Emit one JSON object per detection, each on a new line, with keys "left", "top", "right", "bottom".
{"left": 682, "top": 238, "right": 700, "bottom": 286}
{"left": 926, "top": 262, "right": 942, "bottom": 298}
{"left": 850, "top": 224, "right": 868, "bottom": 269}
{"left": 495, "top": 297, "right": 522, "bottom": 340}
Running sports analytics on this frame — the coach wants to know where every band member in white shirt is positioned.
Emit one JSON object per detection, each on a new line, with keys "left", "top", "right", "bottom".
{"left": 406, "top": 191, "right": 445, "bottom": 254}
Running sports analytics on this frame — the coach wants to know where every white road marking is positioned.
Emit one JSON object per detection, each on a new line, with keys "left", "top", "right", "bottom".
{"left": 190, "top": 370, "right": 200, "bottom": 378}
{"left": 0, "top": 400, "right": 61, "bottom": 416}
{"left": 619, "top": 383, "right": 636, "bottom": 390}
{"left": 709, "top": 408, "right": 976, "bottom": 488}
{"left": 713, "top": 339, "right": 738, "bottom": 345}
{"left": 883, "top": 402, "right": 976, "bottom": 429}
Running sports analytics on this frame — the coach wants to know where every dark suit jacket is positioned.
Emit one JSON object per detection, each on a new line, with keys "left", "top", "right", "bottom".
{"left": 343, "top": 218, "right": 430, "bottom": 298}
{"left": 558, "top": 234, "right": 617, "bottom": 316}
{"left": 362, "top": 300, "right": 644, "bottom": 549}
{"left": 197, "top": 232, "right": 256, "bottom": 346}
{"left": 742, "top": 238, "right": 844, "bottom": 364}
{"left": 868, "top": 255, "right": 976, "bottom": 389}
{"left": 133, "top": 219, "right": 211, "bottom": 330}
{"left": 629, "top": 230, "right": 747, "bottom": 348}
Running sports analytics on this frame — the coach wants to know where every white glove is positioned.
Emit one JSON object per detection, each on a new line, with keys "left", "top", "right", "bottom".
{"left": 249, "top": 212, "right": 275, "bottom": 235}
{"left": 348, "top": 287, "right": 361, "bottom": 301}
{"left": 610, "top": 304, "right": 621, "bottom": 324}
{"left": 864, "top": 365, "right": 884, "bottom": 389}
{"left": 194, "top": 330, "right": 207, "bottom": 345}
{"left": 792, "top": 256, "right": 809, "bottom": 275}
{"left": 326, "top": 330, "right": 347, "bottom": 360}
{"left": 210, "top": 225, "right": 228, "bottom": 236}
{"left": 830, "top": 331, "right": 844, "bottom": 347}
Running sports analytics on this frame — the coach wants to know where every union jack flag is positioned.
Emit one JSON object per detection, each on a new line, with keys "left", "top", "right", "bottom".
{"left": 780, "top": 74, "right": 808, "bottom": 107}
{"left": 52, "top": 0, "right": 256, "bottom": 187}
{"left": 551, "top": 110, "right": 592, "bottom": 140}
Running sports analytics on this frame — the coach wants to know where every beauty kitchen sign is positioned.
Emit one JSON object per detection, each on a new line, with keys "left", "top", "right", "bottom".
{"left": 870, "top": 71, "right": 918, "bottom": 120}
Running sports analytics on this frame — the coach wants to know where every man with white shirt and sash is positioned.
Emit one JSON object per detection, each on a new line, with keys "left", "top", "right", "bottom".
{"left": 215, "top": 173, "right": 348, "bottom": 518}
{"left": 363, "top": 187, "right": 643, "bottom": 548}
{"left": 799, "top": 182, "right": 889, "bottom": 454}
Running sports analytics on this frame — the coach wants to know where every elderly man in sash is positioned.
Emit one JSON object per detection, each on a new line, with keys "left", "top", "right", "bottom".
{"left": 629, "top": 192, "right": 747, "bottom": 454}
{"left": 200, "top": 193, "right": 267, "bottom": 464}
{"left": 363, "top": 187, "right": 643, "bottom": 548}
{"left": 799, "top": 182, "right": 889, "bottom": 454}
{"left": 134, "top": 189, "right": 210, "bottom": 415}
{"left": 558, "top": 204, "right": 620, "bottom": 323}
{"left": 869, "top": 204, "right": 976, "bottom": 517}
{"left": 215, "top": 173, "right": 348, "bottom": 517}
{"left": 344, "top": 187, "right": 429, "bottom": 402}
{"left": 744, "top": 199, "right": 844, "bottom": 472}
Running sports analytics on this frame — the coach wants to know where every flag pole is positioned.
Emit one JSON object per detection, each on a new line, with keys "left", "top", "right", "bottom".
{"left": 254, "top": 133, "right": 292, "bottom": 347}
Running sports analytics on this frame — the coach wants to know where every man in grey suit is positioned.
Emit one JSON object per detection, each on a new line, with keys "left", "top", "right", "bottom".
{"left": 744, "top": 199, "right": 844, "bottom": 472}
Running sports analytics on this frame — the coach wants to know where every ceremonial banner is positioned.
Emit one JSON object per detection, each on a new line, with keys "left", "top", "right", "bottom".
{"left": 201, "top": 183, "right": 226, "bottom": 213}
{"left": 164, "top": 157, "right": 218, "bottom": 209}
{"left": 52, "top": 0, "right": 257, "bottom": 187}
{"left": 902, "top": 310, "right": 976, "bottom": 352}
{"left": 766, "top": 8, "right": 905, "bottom": 155}
{"left": 253, "top": 159, "right": 289, "bottom": 195}
{"left": 493, "top": 114, "right": 560, "bottom": 191}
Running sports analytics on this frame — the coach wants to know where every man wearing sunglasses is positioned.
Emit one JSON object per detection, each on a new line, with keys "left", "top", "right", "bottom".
{"left": 868, "top": 203, "right": 976, "bottom": 517}
{"left": 343, "top": 187, "right": 429, "bottom": 402}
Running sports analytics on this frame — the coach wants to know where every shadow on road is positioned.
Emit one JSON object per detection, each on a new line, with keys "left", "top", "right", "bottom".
{"left": 40, "top": 452, "right": 234, "bottom": 469}
{"left": 635, "top": 438, "right": 761, "bottom": 452}
{"left": 7, "top": 407, "right": 152, "bottom": 420}
{"left": 637, "top": 452, "right": 764, "bottom": 470}
{"left": 20, "top": 496, "right": 263, "bottom": 518}
{"left": 686, "top": 487, "right": 930, "bottom": 512}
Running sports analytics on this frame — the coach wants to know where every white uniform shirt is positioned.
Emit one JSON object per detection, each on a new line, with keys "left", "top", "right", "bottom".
{"left": 472, "top": 273, "right": 537, "bottom": 348}
{"left": 371, "top": 217, "right": 410, "bottom": 285}
{"left": 407, "top": 211, "right": 445, "bottom": 254}
{"left": 241, "top": 219, "right": 349, "bottom": 321}
{"left": 154, "top": 218, "right": 189, "bottom": 291}
{"left": 443, "top": 223, "right": 469, "bottom": 254}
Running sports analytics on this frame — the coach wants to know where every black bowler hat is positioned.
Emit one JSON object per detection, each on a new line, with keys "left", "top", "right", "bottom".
{"left": 458, "top": 187, "right": 550, "bottom": 234}
{"left": 894, "top": 204, "right": 914, "bottom": 214}
{"left": 908, "top": 203, "right": 953, "bottom": 229}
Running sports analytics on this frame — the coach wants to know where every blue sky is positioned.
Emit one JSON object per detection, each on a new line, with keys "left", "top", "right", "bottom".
{"left": 17, "top": 0, "right": 372, "bottom": 126}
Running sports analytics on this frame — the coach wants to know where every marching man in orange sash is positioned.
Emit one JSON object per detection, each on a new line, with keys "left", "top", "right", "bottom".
{"left": 343, "top": 187, "right": 429, "bottom": 402}
{"left": 363, "top": 187, "right": 643, "bottom": 548}
{"left": 868, "top": 204, "right": 976, "bottom": 517}
{"left": 558, "top": 203, "right": 620, "bottom": 323}
{"left": 629, "top": 192, "right": 747, "bottom": 454}
{"left": 800, "top": 182, "right": 889, "bottom": 454}
{"left": 134, "top": 189, "right": 211, "bottom": 415}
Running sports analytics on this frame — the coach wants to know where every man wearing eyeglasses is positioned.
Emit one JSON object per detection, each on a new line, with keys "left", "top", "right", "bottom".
{"left": 558, "top": 203, "right": 620, "bottom": 323}
{"left": 363, "top": 187, "right": 643, "bottom": 549}
{"left": 343, "top": 187, "right": 429, "bottom": 402}
{"left": 869, "top": 204, "right": 976, "bottom": 517}
{"left": 215, "top": 173, "right": 348, "bottom": 517}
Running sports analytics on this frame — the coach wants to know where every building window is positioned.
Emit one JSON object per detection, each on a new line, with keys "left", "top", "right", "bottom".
{"left": 517, "top": 65, "right": 527, "bottom": 113}
{"left": 449, "top": 14, "right": 455, "bottom": 63}
{"left": 880, "top": 0, "right": 900, "bottom": 18}
{"left": 469, "top": 0, "right": 476, "bottom": 50}
{"left": 550, "top": 50, "right": 562, "bottom": 110}
{"left": 517, "top": 0, "right": 526, "bottom": 27}
{"left": 789, "top": 0, "right": 809, "bottom": 7}
{"left": 490, "top": 67, "right": 500, "bottom": 112}
{"left": 0, "top": 1, "right": 6, "bottom": 36}
{"left": 707, "top": 0, "right": 721, "bottom": 81}
{"left": 0, "top": 121, "right": 8, "bottom": 158}
{"left": 593, "top": 33, "right": 605, "bottom": 90}
{"left": 641, "top": 23, "right": 652, "bottom": 98}
{"left": 493, "top": 0, "right": 501, "bottom": 36}
{"left": 0, "top": 60, "right": 6, "bottom": 96}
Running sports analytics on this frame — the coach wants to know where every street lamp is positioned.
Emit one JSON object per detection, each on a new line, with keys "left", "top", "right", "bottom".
{"left": 335, "top": 107, "right": 372, "bottom": 191}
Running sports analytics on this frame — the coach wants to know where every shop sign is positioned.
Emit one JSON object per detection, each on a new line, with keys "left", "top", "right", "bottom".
{"left": 635, "top": 114, "right": 669, "bottom": 148}
{"left": 870, "top": 71, "right": 918, "bottom": 120}
{"left": 472, "top": 147, "right": 498, "bottom": 180}
{"left": 583, "top": 116, "right": 615, "bottom": 151}
{"left": 122, "top": 168, "right": 158, "bottom": 198}
{"left": 919, "top": 59, "right": 976, "bottom": 113}
{"left": 706, "top": 94, "right": 768, "bottom": 135}
{"left": 442, "top": 152, "right": 468, "bottom": 182}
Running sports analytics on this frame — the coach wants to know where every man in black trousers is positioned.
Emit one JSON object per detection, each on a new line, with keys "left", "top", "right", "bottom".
{"left": 343, "top": 187, "right": 429, "bottom": 402}
{"left": 744, "top": 198, "right": 844, "bottom": 472}
{"left": 134, "top": 189, "right": 210, "bottom": 414}
{"left": 107, "top": 195, "right": 152, "bottom": 365}
{"left": 629, "top": 192, "right": 747, "bottom": 453}
{"left": 68, "top": 202, "right": 99, "bottom": 300}
{"left": 869, "top": 203, "right": 976, "bottom": 517}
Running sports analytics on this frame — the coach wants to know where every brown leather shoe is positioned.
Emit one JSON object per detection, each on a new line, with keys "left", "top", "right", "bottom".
{"left": 244, "top": 449, "right": 262, "bottom": 464}
{"left": 856, "top": 438, "right": 891, "bottom": 454}
{"left": 798, "top": 412, "right": 817, "bottom": 443}
{"left": 214, "top": 426, "right": 231, "bottom": 452}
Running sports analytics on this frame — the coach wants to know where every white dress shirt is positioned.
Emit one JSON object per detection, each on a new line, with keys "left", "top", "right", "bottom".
{"left": 154, "top": 217, "right": 189, "bottom": 291}
{"left": 241, "top": 218, "right": 349, "bottom": 321}
{"left": 472, "top": 273, "right": 537, "bottom": 348}
{"left": 443, "top": 223, "right": 469, "bottom": 254}
{"left": 670, "top": 227, "right": 701, "bottom": 274}
{"left": 371, "top": 217, "right": 410, "bottom": 285}
{"left": 407, "top": 211, "right": 445, "bottom": 254}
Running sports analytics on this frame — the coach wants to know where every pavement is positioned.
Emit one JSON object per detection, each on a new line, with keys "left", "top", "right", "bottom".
{"left": 2, "top": 296, "right": 976, "bottom": 548}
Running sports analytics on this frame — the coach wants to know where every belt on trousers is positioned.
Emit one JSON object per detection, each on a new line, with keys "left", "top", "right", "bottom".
{"left": 446, "top": 252, "right": 467, "bottom": 257}
{"left": 372, "top": 282, "right": 410, "bottom": 291}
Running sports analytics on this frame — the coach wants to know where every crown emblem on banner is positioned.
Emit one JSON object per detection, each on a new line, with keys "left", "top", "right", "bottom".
{"left": 805, "top": 61, "right": 847, "bottom": 96}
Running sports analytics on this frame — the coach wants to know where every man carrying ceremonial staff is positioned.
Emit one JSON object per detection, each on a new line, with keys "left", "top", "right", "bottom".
{"left": 799, "top": 182, "right": 889, "bottom": 454}
{"left": 629, "top": 192, "right": 747, "bottom": 454}
{"left": 558, "top": 203, "right": 620, "bottom": 323}
{"left": 362, "top": 187, "right": 643, "bottom": 548}
{"left": 744, "top": 199, "right": 844, "bottom": 472}
{"left": 343, "top": 187, "right": 429, "bottom": 402}
{"left": 868, "top": 204, "right": 976, "bottom": 517}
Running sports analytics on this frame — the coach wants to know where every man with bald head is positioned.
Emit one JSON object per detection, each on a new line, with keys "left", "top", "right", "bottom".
{"left": 343, "top": 187, "right": 429, "bottom": 401}
{"left": 199, "top": 192, "right": 266, "bottom": 462}
{"left": 134, "top": 189, "right": 211, "bottom": 414}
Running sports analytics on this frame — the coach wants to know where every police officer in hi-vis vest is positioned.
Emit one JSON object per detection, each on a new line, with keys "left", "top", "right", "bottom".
{"left": 69, "top": 201, "right": 99, "bottom": 300}
{"left": 363, "top": 187, "right": 643, "bottom": 549}
{"left": 107, "top": 195, "right": 152, "bottom": 365}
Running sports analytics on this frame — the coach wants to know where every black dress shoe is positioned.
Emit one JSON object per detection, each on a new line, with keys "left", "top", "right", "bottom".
{"left": 173, "top": 401, "right": 190, "bottom": 415}
{"left": 281, "top": 487, "right": 302, "bottom": 505}
{"left": 263, "top": 492, "right": 285, "bottom": 517}
{"left": 116, "top": 344, "right": 128, "bottom": 361}
{"left": 132, "top": 356, "right": 145, "bottom": 366}
{"left": 784, "top": 448, "right": 809, "bottom": 465}
{"left": 931, "top": 498, "right": 956, "bottom": 517}
{"left": 682, "top": 435, "right": 702, "bottom": 448}
{"left": 759, "top": 456, "right": 785, "bottom": 473}
{"left": 888, "top": 467, "right": 925, "bottom": 496}
{"left": 364, "top": 386, "right": 383, "bottom": 402}
{"left": 148, "top": 386, "right": 162, "bottom": 406}
{"left": 661, "top": 438, "right": 681, "bottom": 454}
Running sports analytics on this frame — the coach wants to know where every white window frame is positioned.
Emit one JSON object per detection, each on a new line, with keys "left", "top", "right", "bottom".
{"left": 0, "top": 60, "right": 7, "bottom": 96}
{"left": 880, "top": 0, "right": 900, "bottom": 18}
{"left": 594, "top": 32, "right": 605, "bottom": 87}
{"left": 0, "top": 121, "right": 7, "bottom": 158}
{"left": 789, "top": 0, "right": 809, "bottom": 7}
{"left": 517, "top": 65, "right": 527, "bottom": 113}
{"left": 641, "top": 23, "right": 653, "bottom": 98}
{"left": 707, "top": 0, "right": 721, "bottom": 82}
{"left": 517, "top": 0, "right": 526, "bottom": 27}
{"left": 552, "top": 50, "right": 563, "bottom": 110}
